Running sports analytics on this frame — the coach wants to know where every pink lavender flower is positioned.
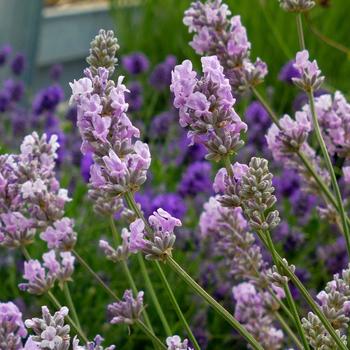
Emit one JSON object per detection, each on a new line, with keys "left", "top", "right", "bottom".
{"left": 171, "top": 56, "right": 247, "bottom": 161}
{"left": 108, "top": 289, "right": 144, "bottom": 325}
{"left": 184, "top": 0, "right": 267, "bottom": 93}
{"left": 233, "top": 282, "right": 284, "bottom": 350}
{"left": 343, "top": 166, "right": 350, "bottom": 184}
{"left": 166, "top": 335, "right": 193, "bottom": 350}
{"left": 43, "top": 250, "right": 75, "bottom": 286}
{"left": 40, "top": 218, "right": 77, "bottom": 251}
{"left": 292, "top": 50, "right": 324, "bottom": 92}
{"left": 19, "top": 260, "right": 55, "bottom": 295}
{"left": 0, "top": 301, "right": 27, "bottom": 350}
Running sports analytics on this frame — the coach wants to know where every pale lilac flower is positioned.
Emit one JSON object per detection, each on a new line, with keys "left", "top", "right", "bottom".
{"left": 40, "top": 218, "right": 77, "bottom": 251}
{"left": 166, "top": 335, "right": 193, "bottom": 350}
{"left": 25, "top": 306, "right": 70, "bottom": 350}
{"left": 184, "top": 1, "right": 267, "bottom": 92}
{"left": 19, "top": 260, "right": 55, "bottom": 295}
{"left": 266, "top": 111, "right": 311, "bottom": 161}
{"left": 279, "top": 0, "right": 315, "bottom": 12}
{"left": 43, "top": 250, "right": 75, "bottom": 285}
{"left": 233, "top": 282, "right": 284, "bottom": 350}
{"left": 108, "top": 289, "right": 144, "bottom": 325}
{"left": 99, "top": 228, "right": 130, "bottom": 262}
{"left": 0, "top": 212, "right": 36, "bottom": 248}
{"left": 171, "top": 56, "right": 247, "bottom": 161}
{"left": 292, "top": 50, "right": 324, "bottom": 91}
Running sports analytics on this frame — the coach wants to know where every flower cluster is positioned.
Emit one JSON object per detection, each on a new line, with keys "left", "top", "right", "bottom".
{"left": 99, "top": 227, "right": 130, "bottom": 262}
{"left": 292, "top": 50, "right": 325, "bottom": 92}
{"left": 0, "top": 302, "right": 27, "bottom": 350}
{"left": 69, "top": 30, "right": 151, "bottom": 203}
{"left": 19, "top": 250, "right": 75, "bottom": 294}
{"left": 171, "top": 56, "right": 247, "bottom": 161}
{"left": 303, "top": 91, "right": 350, "bottom": 158}
{"left": 108, "top": 289, "right": 144, "bottom": 325}
{"left": 184, "top": 0, "right": 267, "bottom": 93}
{"left": 0, "top": 132, "right": 72, "bottom": 248}
{"left": 233, "top": 283, "right": 284, "bottom": 350}
{"left": 302, "top": 265, "right": 350, "bottom": 349}
{"left": 128, "top": 208, "right": 182, "bottom": 261}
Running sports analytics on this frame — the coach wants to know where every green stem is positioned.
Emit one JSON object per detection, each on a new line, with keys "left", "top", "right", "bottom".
{"left": 275, "top": 311, "right": 303, "bottom": 350}
{"left": 72, "top": 249, "right": 165, "bottom": 346}
{"left": 125, "top": 192, "right": 262, "bottom": 349}
{"left": 255, "top": 232, "right": 347, "bottom": 350}
{"left": 264, "top": 230, "right": 310, "bottom": 350}
{"left": 63, "top": 282, "right": 83, "bottom": 334}
{"left": 251, "top": 87, "right": 281, "bottom": 127}
{"left": 154, "top": 261, "right": 200, "bottom": 350}
{"left": 125, "top": 192, "right": 173, "bottom": 336}
{"left": 167, "top": 256, "right": 263, "bottom": 350}
{"left": 73, "top": 249, "right": 119, "bottom": 300}
{"left": 109, "top": 216, "right": 155, "bottom": 335}
{"left": 253, "top": 86, "right": 350, "bottom": 233}
{"left": 137, "top": 253, "right": 172, "bottom": 336}
{"left": 136, "top": 320, "right": 167, "bottom": 350}
{"left": 296, "top": 14, "right": 305, "bottom": 50}
{"left": 307, "top": 91, "right": 350, "bottom": 257}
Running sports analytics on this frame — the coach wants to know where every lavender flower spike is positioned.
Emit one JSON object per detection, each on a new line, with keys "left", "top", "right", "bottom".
{"left": 0, "top": 301, "right": 27, "bottom": 350}
{"left": 108, "top": 289, "right": 144, "bottom": 325}
{"left": 292, "top": 50, "right": 325, "bottom": 92}
{"left": 166, "top": 335, "right": 194, "bottom": 350}
{"left": 99, "top": 228, "right": 130, "bottom": 262}
{"left": 25, "top": 306, "right": 71, "bottom": 350}
{"left": 184, "top": 0, "right": 267, "bottom": 93}
{"left": 171, "top": 56, "right": 247, "bottom": 161}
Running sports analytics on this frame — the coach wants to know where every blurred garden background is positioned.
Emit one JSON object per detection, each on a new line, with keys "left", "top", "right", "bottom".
{"left": 1, "top": 0, "right": 350, "bottom": 348}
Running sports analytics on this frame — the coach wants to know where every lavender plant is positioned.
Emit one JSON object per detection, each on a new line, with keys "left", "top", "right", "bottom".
{"left": 2, "top": 1, "right": 350, "bottom": 349}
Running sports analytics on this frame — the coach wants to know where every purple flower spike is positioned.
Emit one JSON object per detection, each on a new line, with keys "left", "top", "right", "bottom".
{"left": 108, "top": 289, "right": 144, "bottom": 325}
{"left": 122, "top": 52, "right": 149, "bottom": 75}
{"left": 11, "top": 54, "right": 26, "bottom": 76}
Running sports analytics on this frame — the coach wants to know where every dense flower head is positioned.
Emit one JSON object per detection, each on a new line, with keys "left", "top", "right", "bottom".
{"left": 278, "top": 59, "right": 301, "bottom": 83}
{"left": 11, "top": 54, "right": 26, "bottom": 76}
{"left": 171, "top": 56, "right": 247, "bottom": 161}
{"left": 74, "top": 335, "right": 116, "bottom": 350}
{"left": 108, "top": 289, "right": 144, "bottom": 325}
{"left": 149, "top": 55, "right": 177, "bottom": 91}
{"left": 127, "top": 208, "right": 182, "bottom": 260}
{"left": 122, "top": 52, "right": 149, "bottom": 75}
{"left": 178, "top": 161, "right": 212, "bottom": 196}
{"left": 166, "top": 335, "right": 193, "bottom": 350}
{"left": 99, "top": 227, "right": 130, "bottom": 262}
{"left": 266, "top": 111, "right": 311, "bottom": 160}
{"left": 233, "top": 282, "right": 284, "bottom": 350}
{"left": 40, "top": 218, "right": 77, "bottom": 251}
{"left": 302, "top": 265, "right": 350, "bottom": 348}
{"left": 149, "top": 110, "right": 177, "bottom": 139}
{"left": 0, "top": 301, "right": 27, "bottom": 350}
{"left": 25, "top": 306, "right": 71, "bottom": 350}
{"left": 32, "top": 85, "right": 64, "bottom": 116}
{"left": 4, "top": 79, "right": 25, "bottom": 103}
{"left": 70, "top": 35, "right": 152, "bottom": 198}
{"left": 279, "top": 0, "right": 315, "bottom": 12}
{"left": 292, "top": 50, "right": 324, "bottom": 91}
{"left": 184, "top": 0, "right": 267, "bottom": 93}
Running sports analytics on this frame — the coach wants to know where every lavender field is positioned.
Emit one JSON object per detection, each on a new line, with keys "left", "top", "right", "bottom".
{"left": 1, "top": 0, "right": 350, "bottom": 349}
